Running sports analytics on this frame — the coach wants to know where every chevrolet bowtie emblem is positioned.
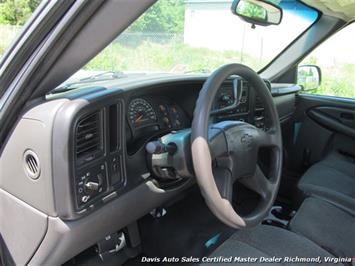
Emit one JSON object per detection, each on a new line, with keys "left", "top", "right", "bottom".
{"left": 241, "top": 133, "right": 253, "bottom": 146}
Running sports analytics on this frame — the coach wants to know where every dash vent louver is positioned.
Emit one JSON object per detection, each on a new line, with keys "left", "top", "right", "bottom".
{"left": 24, "top": 150, "right": 41, "bottom": 179}
{"left": 75, "top": 111, "right": 103, "bottom": 163}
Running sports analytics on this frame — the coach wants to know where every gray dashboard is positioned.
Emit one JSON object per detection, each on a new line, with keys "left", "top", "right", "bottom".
{"left": 0, "top": 74, "right": 299, "bottom": 265}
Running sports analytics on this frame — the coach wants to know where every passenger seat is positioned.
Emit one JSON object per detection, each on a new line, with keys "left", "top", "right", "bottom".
{"left": 298, "top": 152, "right": 355, "bottom": 214}
{"left": 289, "top": 197, "right": 355, "bottom": 259}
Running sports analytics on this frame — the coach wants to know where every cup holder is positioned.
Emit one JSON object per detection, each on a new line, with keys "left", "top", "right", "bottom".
{"left": 262, "top": 206, "right": 295, "bottom": 228}
{"left": 272, "top": 206, "right": 293, "bottom": 220}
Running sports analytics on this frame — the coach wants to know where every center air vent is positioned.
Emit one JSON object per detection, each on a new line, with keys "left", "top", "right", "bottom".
{"left": 75, "top": 111, "right": 103, "bottom": 164}
{"left": 23, "top": 150, "right": 41, "bottom": 180}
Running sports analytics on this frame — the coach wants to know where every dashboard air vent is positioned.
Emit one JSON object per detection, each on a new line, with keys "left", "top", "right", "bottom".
{"left": 76, "top": 111, "right": 102, "bottom": 163}
{"left": 24, "top": 150, "right": 41, "bottom": 179}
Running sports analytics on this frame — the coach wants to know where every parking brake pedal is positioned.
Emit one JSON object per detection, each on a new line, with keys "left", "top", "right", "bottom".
{"left": 96, "top": 232, "right": 126, "bottom": 261}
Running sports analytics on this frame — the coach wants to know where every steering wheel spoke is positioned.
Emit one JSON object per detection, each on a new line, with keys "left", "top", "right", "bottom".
{"left": 239, "top": 165, "right": 273, "bottom": 200}
{"left": 208, "top": 126, "right": 228, "bottom": 160}
{"left": 213, "top": 167, "right": 234, "bottom": 202}
{"left": 256, "top": 127, "right": 279, "bottom": 148}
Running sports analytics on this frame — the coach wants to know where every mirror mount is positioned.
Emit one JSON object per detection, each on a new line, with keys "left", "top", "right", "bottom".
{"left": 231, "top": 0, "right": 283, "bottom": 27}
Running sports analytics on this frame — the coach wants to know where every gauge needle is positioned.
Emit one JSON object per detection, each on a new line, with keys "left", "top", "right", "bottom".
{"left": 135, "top": 114, "right": 144, "bottom": 123}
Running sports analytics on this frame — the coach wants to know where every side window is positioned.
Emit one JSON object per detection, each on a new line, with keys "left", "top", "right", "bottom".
{"left": 299, "top": 22, "right": 355, "bottom": 98}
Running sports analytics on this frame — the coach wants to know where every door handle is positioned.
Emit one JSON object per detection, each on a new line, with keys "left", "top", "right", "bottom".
{"left": 340, "top": 112, "right": 354, "bottom": 120}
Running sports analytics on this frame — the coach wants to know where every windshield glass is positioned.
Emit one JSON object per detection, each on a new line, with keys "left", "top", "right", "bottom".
{"left": 60, "top": 0, "right": 318, "bottom": 86}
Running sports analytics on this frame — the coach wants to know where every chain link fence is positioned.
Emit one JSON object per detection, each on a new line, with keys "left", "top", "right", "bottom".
{"left": 114, "top": 32, "right": 183, "bottom": 47}
{"left": 0, "top": 25, "right": 183, "bottom": 59}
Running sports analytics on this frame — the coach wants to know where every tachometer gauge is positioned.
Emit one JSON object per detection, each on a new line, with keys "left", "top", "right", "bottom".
{"left": 128, "top": 98, "right": 157, "bottom": 128}
{"left": 170, "top": 105, "right": 183, "bottom": 129}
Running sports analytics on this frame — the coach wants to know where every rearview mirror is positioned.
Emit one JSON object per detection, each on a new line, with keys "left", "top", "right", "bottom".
{"left": 231, "top": 0, "right": 283, "bottom": 27}
{"left": 297, "top": 65, "right": 322, "bottom": 91}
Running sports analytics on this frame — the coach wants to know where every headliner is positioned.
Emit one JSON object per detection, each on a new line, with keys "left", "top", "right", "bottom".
{"left": 303, "top": 0, "right": 355, "bottom": 21}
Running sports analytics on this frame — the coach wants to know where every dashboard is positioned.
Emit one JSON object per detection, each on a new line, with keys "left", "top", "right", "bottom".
{"left": 62, "top": 77, "right": 272, "bottom": 217}
{"left": 44, "top": 76, "right": 277, "bottom": 219}
{"left": 125, "top": 77, "right": 270, "bottom": 156}
{"left": 1, "top": 73, "right": 299, "bottom": 265}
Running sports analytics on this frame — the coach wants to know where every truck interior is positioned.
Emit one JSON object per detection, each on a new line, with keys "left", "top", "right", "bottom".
{"left": 0, "top": 0, "right": 354, "bottom": 265}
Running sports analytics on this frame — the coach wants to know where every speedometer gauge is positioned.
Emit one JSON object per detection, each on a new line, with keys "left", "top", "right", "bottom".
{"left": 128, "top": 98, "right": 157, "bottom": 128}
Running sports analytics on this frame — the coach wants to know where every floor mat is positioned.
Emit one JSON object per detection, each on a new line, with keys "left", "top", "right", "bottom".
{"left": 138, "top": 188, "right": 235, "bottom": 264}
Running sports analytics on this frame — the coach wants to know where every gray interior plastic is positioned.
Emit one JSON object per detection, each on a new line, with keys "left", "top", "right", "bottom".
{"left": 0, "top": 189, "right": 47, "bottom": 265}
{"left": 0, "top": 99, "right": 68, "bottom": 215}
{"left": 290, "top": 94, "right": 355, "bottom": 169}
{"left": 29, "top": 180, "right": 193, "bottom": 265}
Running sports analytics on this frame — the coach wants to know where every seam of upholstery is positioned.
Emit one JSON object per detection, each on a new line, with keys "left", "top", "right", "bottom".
{"left": 300, "top": 184, "right": 355, "bottom": 203}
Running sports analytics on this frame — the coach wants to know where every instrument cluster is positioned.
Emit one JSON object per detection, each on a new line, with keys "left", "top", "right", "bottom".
{"left": 127, "top": 97, "right": 188, "bottom": 149}
{"left": 128, "top": 98, "right": 157, "bottom": 129}
{"left": 126, "top": 79, "right": 269, "bottom": 153}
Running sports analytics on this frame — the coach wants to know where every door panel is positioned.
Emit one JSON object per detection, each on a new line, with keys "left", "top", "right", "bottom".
{"left": 308, "top": 106, "right": 355, "bottom": 138}
{"left": 289, "top": 94, "right": 355, "bottom": 172}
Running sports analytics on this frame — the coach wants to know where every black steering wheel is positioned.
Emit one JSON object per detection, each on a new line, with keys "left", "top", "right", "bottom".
{"left": 191, "top": 63, "right": 282, "bottom": 228}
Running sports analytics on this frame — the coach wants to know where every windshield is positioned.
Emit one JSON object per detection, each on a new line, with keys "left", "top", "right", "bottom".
{"left": 60, "top": 0, "right": 318, "bottom": 86}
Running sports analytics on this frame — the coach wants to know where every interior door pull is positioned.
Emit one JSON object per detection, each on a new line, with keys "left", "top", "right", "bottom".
{"left": 340, "top": 112, "right": 354, "bottom": 120}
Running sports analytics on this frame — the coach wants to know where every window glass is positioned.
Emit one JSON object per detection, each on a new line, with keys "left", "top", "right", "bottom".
{"left": 301, "top": 22, "right": 355, "bottom": 98}
{"left": 0, "top": 0, "right": 41, "bottom": 59}
{"left": 58, "top": 0, "right": 318, "bottom": 87}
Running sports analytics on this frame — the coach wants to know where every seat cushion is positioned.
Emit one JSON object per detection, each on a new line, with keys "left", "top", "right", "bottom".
{"left": 298, "top": 152, "right": 355, "bottom": 214}
{"left": 200, "top": 225, "right": 335, "bottom": 265}
{"left": 289, "top": 197, "right": 355, "bottom": 258}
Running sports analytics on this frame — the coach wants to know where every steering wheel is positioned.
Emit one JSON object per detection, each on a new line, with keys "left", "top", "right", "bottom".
{"left": 191, "top": 63, "right": 282, "bottom": 228}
